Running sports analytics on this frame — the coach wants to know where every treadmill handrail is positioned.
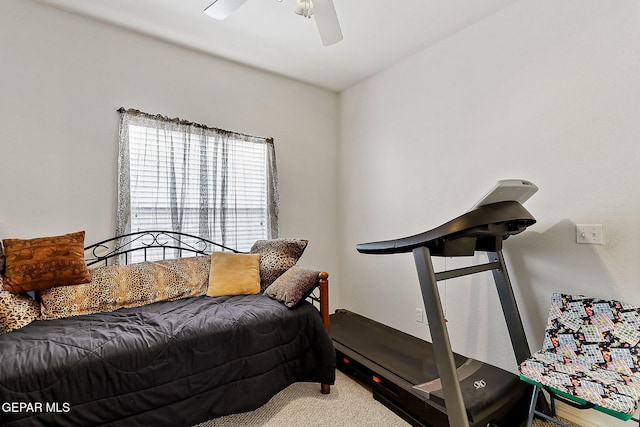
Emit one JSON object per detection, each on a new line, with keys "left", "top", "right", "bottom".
{"left": 356, "top": 201, "right": 535, "bottom": 255}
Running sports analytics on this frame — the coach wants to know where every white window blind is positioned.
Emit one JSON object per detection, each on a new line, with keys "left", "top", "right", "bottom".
{"left": 116, "top": 109, "right": 279, "bottom": 259}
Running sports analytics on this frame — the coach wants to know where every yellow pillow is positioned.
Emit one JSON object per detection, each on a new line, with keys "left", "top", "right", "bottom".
{"left": 207, "top": 252, "right": 261, "bottom": 297}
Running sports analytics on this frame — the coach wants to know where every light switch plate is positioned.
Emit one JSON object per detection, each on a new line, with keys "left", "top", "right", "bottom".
{"left": 576, "top": 224, "right": 604, "bottom": 245}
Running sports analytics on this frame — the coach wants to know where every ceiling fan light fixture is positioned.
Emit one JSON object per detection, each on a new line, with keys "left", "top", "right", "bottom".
{"left": 295, "top": 0, "right": 313, "bottom": 18}
{"left": 205, "top": 0, "right": 342, "bottom": 46}
{"left": 204, "top": 0, "right": 250, "bottom": 20}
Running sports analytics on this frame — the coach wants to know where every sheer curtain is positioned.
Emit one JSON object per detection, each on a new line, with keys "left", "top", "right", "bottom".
{"left": 116, "top": 108, "right": 279, "bottom": 255}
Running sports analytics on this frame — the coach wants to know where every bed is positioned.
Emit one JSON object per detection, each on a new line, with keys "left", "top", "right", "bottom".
{"left": 0, "top": 231, "right": 335, "bottom": 427}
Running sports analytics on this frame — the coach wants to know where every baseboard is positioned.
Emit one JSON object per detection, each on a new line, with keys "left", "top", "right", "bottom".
{"left": 555, "top": 403, "right": 598, "bottom": 427}
{"left": 555, "top": 401, "right": 633, "bottom": 427}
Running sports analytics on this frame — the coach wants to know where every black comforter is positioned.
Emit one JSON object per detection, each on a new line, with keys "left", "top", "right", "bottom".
{"left": 0, "top": 294, "right": 335, "bottom": 427}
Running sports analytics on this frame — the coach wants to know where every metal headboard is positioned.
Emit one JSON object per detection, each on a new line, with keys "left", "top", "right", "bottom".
{"left": 84, "top": 230, "right": 241, "bottom": 267}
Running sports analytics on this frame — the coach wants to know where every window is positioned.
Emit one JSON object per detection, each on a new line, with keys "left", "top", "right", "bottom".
{"left": 116, "top": 108, "right": 279, "bottom": 257}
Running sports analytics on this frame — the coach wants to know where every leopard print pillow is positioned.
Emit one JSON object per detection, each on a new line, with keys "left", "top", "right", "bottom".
{"left": 39, "top": 256, "right": 211, "bottom": 320}
{"left": 0, "top": 275, "right": 41, "bottom": 335}
{"left": 249, "top": 239, "right": 308, "bottom": 291}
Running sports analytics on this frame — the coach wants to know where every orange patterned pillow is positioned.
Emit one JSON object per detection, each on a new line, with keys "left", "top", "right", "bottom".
{"left": 2, "top": 231, "right": 91, "bottom": 294}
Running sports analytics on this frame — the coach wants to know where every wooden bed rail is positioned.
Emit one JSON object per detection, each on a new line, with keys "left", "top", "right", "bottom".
{"left": 318, "top": 272, "right": 330, "bottom": 332}
{"left": 318, "top": 271, "right": 331, "bottom": 395}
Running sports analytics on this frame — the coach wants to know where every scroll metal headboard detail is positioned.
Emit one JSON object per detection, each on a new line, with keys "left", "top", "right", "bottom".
{"left": 84, "top": 230, "right": 240, "bottom": 267}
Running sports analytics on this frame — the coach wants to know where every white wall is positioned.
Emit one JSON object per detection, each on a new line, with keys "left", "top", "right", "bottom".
{"left": 0, "top": 0, "right": 340, "bottom": 307}
{"left": 3, "top": 0, "right": 640, "bottom": 423}
{"left": 339, "top": 0, "right": 640, "bottom": 389}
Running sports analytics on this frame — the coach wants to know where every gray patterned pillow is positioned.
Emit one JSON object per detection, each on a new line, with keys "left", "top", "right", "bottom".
{"left": 250, "top": 239, "right": 308, "bottom": 290}
{"left": 264, "top": 266, "right": 320, "bottom": 308}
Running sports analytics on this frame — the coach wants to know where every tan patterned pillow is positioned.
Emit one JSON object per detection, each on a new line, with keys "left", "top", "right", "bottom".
{"left": 264, "top": 266, "right": 320, "bottom": 308}
{"left": 250, "top": 239, "right": 308, "bottom": 291}
{"left": 38, "top": 256, "right": 210, "bottom": 320}
{"left": 1, "top": 275, "right": 41, "bottom": 335}
{"left": 2, "top": 231, "right": 91, "bottom": 294}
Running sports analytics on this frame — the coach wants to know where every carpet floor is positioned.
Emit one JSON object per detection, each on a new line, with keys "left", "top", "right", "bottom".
{"left": 195, "top": 370, "right": 580, "bottom": 427}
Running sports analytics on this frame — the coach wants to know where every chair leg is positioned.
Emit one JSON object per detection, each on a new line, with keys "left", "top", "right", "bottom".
{"left": 526, "top": 386, "right": 539, "bottom": 427}
{"left": 527, "top": 387, "right": 575, "bottom": 427}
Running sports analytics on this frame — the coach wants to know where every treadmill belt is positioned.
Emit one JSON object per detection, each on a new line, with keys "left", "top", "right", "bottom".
{"left": 331, "top": 310, "right": 468, "bottom": 385}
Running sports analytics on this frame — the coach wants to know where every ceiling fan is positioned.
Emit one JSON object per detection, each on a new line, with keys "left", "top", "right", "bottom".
{"left": 204, "top": 0, "right": 343, "bottom": 46}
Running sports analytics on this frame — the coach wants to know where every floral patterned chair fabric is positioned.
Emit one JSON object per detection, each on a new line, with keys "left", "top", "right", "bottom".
{"left": 519, "top": 293, "right": 640, "bottom": 423}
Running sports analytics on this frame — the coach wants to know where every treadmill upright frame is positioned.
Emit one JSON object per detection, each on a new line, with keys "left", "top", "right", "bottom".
{"left": 413, "top": 246, "right": 530, "bottom": 427}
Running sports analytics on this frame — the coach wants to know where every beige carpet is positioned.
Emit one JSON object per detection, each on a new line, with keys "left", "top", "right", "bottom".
{"left": 195, "top": 370, "right": 580, "bottom": 427}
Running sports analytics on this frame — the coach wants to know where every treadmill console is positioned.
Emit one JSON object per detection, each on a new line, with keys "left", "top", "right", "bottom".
{"left": 470, "top": 179, "right": 538, "bottom": 210}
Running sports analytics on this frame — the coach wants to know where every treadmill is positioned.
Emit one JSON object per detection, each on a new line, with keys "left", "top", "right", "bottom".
{"left": 331, "top": 180, "right": 538, "bottom": 427}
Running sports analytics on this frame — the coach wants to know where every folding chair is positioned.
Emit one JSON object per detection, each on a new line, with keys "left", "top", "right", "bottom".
{"left": 519, "top": 293, "right": 640, "bottom": 426}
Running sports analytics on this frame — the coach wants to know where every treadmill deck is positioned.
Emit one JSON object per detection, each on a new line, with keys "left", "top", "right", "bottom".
{"left": 330, "top": 309, "right": 531, "bottom": 427}
{"left": 331, "top": 309, "right": 468, "bottom": 385}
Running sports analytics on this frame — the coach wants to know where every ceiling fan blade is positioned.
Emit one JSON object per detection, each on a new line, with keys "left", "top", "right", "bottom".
{"left": 204, "top": 0, "right": 250, "bottom": 20}
{"left": 313, "top": 0, "right": 343, "bottom": 46}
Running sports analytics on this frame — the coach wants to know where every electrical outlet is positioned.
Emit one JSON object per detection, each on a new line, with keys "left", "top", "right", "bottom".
{"left": 415, "top": 308, "right": 424, "bottom": 323}
{"left": 576, "top": 224, "right": 604, "bottom": 245}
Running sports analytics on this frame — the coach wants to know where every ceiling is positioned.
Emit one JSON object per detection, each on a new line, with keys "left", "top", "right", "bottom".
{"left": 33, "top": 0, "right": 517, "bottom": 92}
